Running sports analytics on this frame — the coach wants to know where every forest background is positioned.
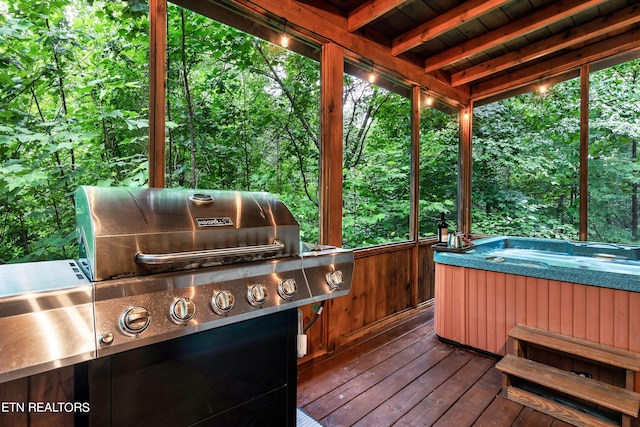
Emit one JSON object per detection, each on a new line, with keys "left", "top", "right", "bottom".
{"left": 1, "top": 0, "right": 638, "bottom": 264}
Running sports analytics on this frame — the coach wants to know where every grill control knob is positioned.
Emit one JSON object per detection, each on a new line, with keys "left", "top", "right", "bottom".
{"left": 211, "top": 290, "right": 235, "bottom": 315}
{"left": 247, "top": 283, "right": 268, "bottom": 307}
{"left": 119, "top": 306, "right": 151, "bottom": 335}
{"left": 99, "top": 332, "right": 114, "bottom": 345}
{"left": 277, "top": 278, "right": 297, "bottom": 300}
{"left": 170, "top": 297, "right": 196, "bottom": 324}
{"left": 326, "top": 270, "right": 344, "bottom": 290}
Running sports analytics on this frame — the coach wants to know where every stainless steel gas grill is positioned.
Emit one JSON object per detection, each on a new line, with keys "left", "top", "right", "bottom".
{"left": 0, "top": 185, "right": 353, "bottom": 426}
{"left": 73, "top": 186, "right": 353, "bottom": 358}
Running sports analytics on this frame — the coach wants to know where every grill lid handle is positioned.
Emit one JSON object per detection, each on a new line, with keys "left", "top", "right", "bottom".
{"left": 134, "top": 241, "right": 286, "bottom": 265}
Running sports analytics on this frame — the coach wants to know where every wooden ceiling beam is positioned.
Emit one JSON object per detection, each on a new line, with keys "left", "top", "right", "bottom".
{"left": 471, "top": 28, "right": 640, "bottom": 101}
{"left": 348, "top": 0, "right": 407, "bottom": 32}
{"left": 424, "top": 0, "right": 609, "bottom": 73}
{"left": 391, "top": 0, "right": 511, "bottom": 56}
{"left": 474, "top": 71, "right": 579, "bottom": 106}
{"left": 452, "top": 3, "right": 640, "bottom": 87}
{"left": 186, "top": 0, "right": 470, "bottom": 106}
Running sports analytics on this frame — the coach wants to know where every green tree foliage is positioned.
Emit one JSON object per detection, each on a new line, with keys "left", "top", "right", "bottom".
{"left": 342, "top": 80, "right": 412, "bottom": 247}
{"left": 588, "top": 60, "right": 640, "bottom": 243}
{"left": 0, "top": 0, "right": 149, "bottom": 262}
{"left": 473, "top": 81, "right": 581, "bottom": 239}
{"left": 473, "top": 60, "right": 640, "bottom": 243}
{"left": 164, "top": 6, "right": 446, "bottom": 248}
{"left": 2, "top": 0, "right": 638, "bottom": 264}
{"left": 419, "top": 107, "right": 459, "bottom": 236}
{"left": 164, "top": 5, "right": 321, "bottom": 243}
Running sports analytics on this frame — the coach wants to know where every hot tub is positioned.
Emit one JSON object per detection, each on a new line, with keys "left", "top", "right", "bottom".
{"left": 434, "top": 236, "right": 640, "bottom": 389}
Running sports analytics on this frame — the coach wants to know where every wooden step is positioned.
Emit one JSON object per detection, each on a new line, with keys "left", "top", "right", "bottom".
{"left": 503, "top": 384, "right": 619, "bottom": 427}
{"left": 496, "top": 354, "right": 640, "bottom": 417}
{"left": 509, "top": 325, "right": 640, "bottom": 372}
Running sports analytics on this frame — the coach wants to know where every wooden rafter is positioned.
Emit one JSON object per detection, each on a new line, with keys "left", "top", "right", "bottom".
{"left": 217, "top": 0, "right": 469, "bottom": 105}
{"left": 472, "top": 28, "right": 640, "bottom": 101}
{"left": 423, "top": 0, "right": 609, "bottom": 73}
{"left": 391, "top": 0, "right": 510, "bottom": 56}
{"left": 348, "top": 0, "right": 407, "bottom": 32}
{"left": 452, "top": 3, "right": 640, "bottom": 87}
{"left": 169, "top": 0, "right": 640, "bottom": 114}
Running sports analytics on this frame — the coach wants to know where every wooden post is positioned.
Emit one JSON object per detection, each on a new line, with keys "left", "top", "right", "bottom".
{"left": 320, "top": 43, "right": 344, "bottom": 247}
{"left": 410, "top": 86, "right": 421, "bottom": 307}
{"left": 149, "top": 0, "right": 167, "bottom": 188}
{"left": 319, "top": 43, "right": 344, "bottom": 353}
{"left": 459, "top": 103, "right": 473, "bottom": 236}
{"left": 410, "top": 86, "right": 421, "bottom": 241}
{"left": 579, "top": 64, "right": 590, "bottom": 240}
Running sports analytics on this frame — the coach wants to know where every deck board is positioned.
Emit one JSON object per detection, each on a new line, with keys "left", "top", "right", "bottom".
{"left": 321, "top": 341, "right": 454, "bottom": 426}
{"left": 297, "top": 312, "right": 434, "bottom": 406}
{"left": 297, "top": 306, "right": 640, "bottom": 426}
{"left": 472, "top": 394, "right": 524, "bottom": 426}
{"left": 396, "top": 354, "right": 496, "bottom": 426}
{"left": 432, "top": 365, "right": 503, "bottom": 427}
{"left": 305, "top": 333, "right": 442, "bottom": 420}
{"left": 352, "top": 349, "right": 474, "bottom": 427}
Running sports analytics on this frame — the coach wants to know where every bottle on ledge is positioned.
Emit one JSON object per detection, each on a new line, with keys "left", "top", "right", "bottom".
{"left": 437, "top": 212, "right": 449, "bottom": 244}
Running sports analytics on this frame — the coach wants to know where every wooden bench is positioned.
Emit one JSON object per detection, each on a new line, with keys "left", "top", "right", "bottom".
{"left": 496, "top": 324, "right": 640, "bottom": 427}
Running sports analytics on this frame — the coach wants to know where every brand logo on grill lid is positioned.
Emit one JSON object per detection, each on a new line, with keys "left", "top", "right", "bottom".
{"left": 196, "top": 217, "right": 234, "bottom": 227}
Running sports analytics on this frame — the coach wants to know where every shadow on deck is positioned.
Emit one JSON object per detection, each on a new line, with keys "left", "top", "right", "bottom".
{"left": 297, "top": 306, "right": 575, "bottom": 427}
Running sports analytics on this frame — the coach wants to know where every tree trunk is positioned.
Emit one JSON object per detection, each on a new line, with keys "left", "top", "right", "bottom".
{"left": 180, "top": 9, "right": 197, "bottom": 188}
{"left": 45, "top": 19, "right": 74, "bottom": 206}
{"left": 167, "top": 15, "right": 174, "bottom": 188}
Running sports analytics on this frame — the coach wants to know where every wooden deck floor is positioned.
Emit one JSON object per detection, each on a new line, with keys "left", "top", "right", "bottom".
{"left": 297, "top": 306, "right": 574, "bottom": 427}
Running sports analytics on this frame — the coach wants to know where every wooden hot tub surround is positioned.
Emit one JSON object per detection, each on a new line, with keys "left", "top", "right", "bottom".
{"left": 434, "top": 237, "right": 640, "bottom": 392}
{"left": 497, "top": 324, "right": 640, "bottom": 427}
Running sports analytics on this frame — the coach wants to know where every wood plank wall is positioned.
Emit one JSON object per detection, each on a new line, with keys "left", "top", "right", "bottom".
{"left": 435, "top": 263, "right": 640, "bottom": 390}
{"left": 300, "top": 242, "right": 437, "bottom": 360}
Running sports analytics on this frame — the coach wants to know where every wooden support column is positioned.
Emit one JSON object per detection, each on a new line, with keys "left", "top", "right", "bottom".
{"left": 579, "top": 64, "right": 590, "bottom": 241}
{"left": 410, "top": 86, "right": 421, "bottom": 241}
{"left": 320, "top": 43, "right": 344, "bottom": 247}
{"left": 149, "top": 0, "right": 167, "bottom": 188}
{"left": 410, "top": 86, "right": 421, "bottom": 307}
{"left": 459, "top": 104, "right": 473, "bottom": 236}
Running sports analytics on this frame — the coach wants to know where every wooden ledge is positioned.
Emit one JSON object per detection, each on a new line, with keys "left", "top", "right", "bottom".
{"left": 496, "top": 354, "right": 640, "bottom": 417}
{"left": 509, "top": 324, "right": 640, "bottom": 372}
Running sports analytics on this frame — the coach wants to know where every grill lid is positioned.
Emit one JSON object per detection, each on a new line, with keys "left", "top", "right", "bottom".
{"left": 75, "top": 186, "right": 300, "bottom": 281}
